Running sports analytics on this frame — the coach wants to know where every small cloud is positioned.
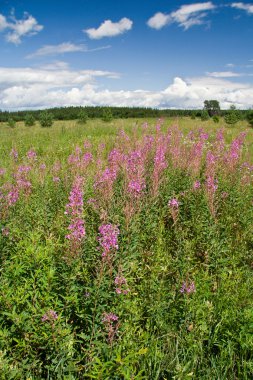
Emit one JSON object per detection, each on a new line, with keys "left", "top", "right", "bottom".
{"left": 147, "top": 12, "right": 171, "bottom": 30}
{"left": 206, "top": 71, "right": 242, "bottom": 77}
{"left": 84, "top": 17, "right": 133, "bottom": 39}
{"left": 27, "top": 42, "right": 87, "bottom": 58}
{"left": 231, "top": 2, "right": 253, "bottom": 14}
{"left": 27, "top": 42, "right": 112, "bottom": 59}
{"left": 39, "top": 61, "right": 70, "bottom": 70}
{"left": 147, "top": 2, "right": 216, "bottom": 30}
{"left": 0, "top": 12, "right": 43, "bottom": 44}
{"left": 226, "top": 63, "right": 235, "bottom": 68}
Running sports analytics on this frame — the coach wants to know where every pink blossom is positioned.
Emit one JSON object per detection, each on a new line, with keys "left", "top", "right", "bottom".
{"left": 41, "top": 310, "right": 58, "bottom": 322}
{"left": 168, "top": 198, "right": 179, "bottom": 209}
{"left": 0, "top": 168, "right": 6, "bottom": 176}
{"left": 98, "top": 224, "right": 119, "bottom": 258}
{"left": 27, "top": 149, "right": 37, "bottom": 160}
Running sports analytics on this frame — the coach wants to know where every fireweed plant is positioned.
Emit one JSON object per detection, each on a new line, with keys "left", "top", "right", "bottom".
{"left": 0, "top": 118, "right": 253, "bottom": 379}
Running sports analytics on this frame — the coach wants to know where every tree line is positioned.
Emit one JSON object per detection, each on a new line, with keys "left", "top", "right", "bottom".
{"left": 0, "top": 104, "right": 253, "bottom": 126}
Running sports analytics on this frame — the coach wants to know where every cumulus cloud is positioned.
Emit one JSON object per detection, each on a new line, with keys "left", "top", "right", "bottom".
{"left": 84, "top": 17, "right": 133, "bottom": 39}
{"left": 0, "top": 65, "right": 253, "bottom": 110}
{"left": 231, "top": 2, "right": 253, "bottom": 14}
{"left": 0, "top": 12, "right": 43, "bottom": 44}
{"left": 147, "top": 2, "right": 215, "bottom": 30}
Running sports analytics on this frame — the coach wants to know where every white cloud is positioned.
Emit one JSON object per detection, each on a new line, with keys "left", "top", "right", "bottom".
{"left": 147, "top": 12, "right": 171, "bottom": 30}
{"left": 226, "top": 63, "right": 235, "bottom": 68}
{"left": 27, "top": 42, "right": 86, "bottom": 58}
{"left": 231, "top": 2, "right": 253, "bottom": 14}
{"left": 0, "top": 12, "right": 43, "bottom": 44}
{"left": 147, "top": 2, "right": 216, "bottom": 30}
{"left": 0, "top": 65, "right": 253, "bottom": 110}
{"left": 84, "top": 17, "right": 133, "bottom": 39}
{"left": 0, "top": 14, "right": 8, "bottom": 31}
{"left": 206, "top": 71, "right": 242, "bottom": 77}
{"left": 27, "top": 42, "right": 112, "bottom": 58}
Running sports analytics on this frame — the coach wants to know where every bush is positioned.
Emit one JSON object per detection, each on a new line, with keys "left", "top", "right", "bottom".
{"left": 7, "top": 118, "right": 16, "bottom": 128}
{"left": 224, "top": 105, "right": 241, "bottom": 125}
{"left": 191, "top": 111, "right": 196, "bottom": 120}
{"left": 25, "top": 114, "right": 35, "bottom": 127}
{"left": 39, "top": 112, "right": 54, "bottom": 128}
{"left": 102, "top": 108, "right": 113, "bottom": 122}
{"left": 246, "top": 110, "right": 253, "bottom": 127}
{"left": 77, "top": 110, "right": 88, "bottom": 124}
{"left": 201, "top": 110, "right": 210, "bottom": 121}
{"left": 212, "top": 115, "right": 219, "bottom": 123}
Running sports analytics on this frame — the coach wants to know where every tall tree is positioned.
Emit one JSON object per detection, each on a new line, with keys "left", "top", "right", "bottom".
{"left": 204, "top": 100, "right": 221, "bottom": 116}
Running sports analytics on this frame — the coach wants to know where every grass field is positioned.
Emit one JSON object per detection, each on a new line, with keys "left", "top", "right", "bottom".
{"left": 0, "top": 117, "right": 253, "bottom": 379}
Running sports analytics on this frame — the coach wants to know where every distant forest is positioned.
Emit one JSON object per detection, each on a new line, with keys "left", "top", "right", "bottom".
{"left": 0, "top": 106, "right": 251, "bottom": 122}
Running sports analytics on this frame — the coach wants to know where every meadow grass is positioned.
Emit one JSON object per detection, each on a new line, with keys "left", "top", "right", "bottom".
{"left": 0, "top": 117, "right": 253, "bottom": 379}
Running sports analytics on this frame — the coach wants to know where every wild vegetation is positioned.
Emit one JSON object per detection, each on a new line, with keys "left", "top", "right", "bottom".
{"left": 0, "top": 117, "right": 253, "bottom": 379}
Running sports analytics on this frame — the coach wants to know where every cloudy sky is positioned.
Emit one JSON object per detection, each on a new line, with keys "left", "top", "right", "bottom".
{"left": 0, "top": 0, "right": 253, "bottom": 110}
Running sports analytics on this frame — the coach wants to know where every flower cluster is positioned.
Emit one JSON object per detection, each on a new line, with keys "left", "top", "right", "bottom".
{"left": 115, "top": 276, "right": 130, "bottom": 295}
{"left": 41, "top": 310, "right": 58, "bottom": 322}
{"left": 180, "top": 281, "right": 196, "bottom": 294}
{"left": 98, "top": 224, "right": 119, "bottom": 259}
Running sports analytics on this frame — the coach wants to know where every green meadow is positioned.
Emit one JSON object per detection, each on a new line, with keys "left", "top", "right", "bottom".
{"left": 0, "top": 118, "right": 253, "bottom": 379}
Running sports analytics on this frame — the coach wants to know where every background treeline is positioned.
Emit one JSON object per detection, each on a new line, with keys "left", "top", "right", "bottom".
{"left": 0, "top": 106, "right": 251, "bottom": 122}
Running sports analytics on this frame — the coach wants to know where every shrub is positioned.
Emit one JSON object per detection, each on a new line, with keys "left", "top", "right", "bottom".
{"left": 201, "top": 110, "right": 210, "bottom": 121}
{"left": 212, "top": 115, "right": 219, "bottom": 123}
{"left": 7, "top": 118, "right": 16, "bottom": 128}
{"left": 102, "top": 108, "right": 113, "bottom": 122}
{"left": 39, "top": 112, "right": 54, "bottom": 128}
{"left": 25, "top": 114, "right": 35, "bottom": 127}
{"left": 246, "top": 110, "right": 253, "bottom": 127}
{"left": 224, "top": 105, "right": 241, "bottom": 125}
{"left": 77, "top": 110, "right": 88, "bottom": 124}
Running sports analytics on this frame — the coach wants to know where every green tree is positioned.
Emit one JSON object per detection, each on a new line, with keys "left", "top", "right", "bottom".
{"left": 224, "top": 105, "right": 241, "bottom": 125}
{"left": 212, "top": 115, "right": 220, "bottom": 123}
{"left": 204, "top": 100, "right": 221, "bottom": 116}
{"left": 102, "top": 108, "right": 113, "bottom": 122}
{"left": 25, "top": 113, "right": 35, "bottom": 127}
{"left": 246, "top": 110, "right": 253, "bottom": 127}
{"left": 77, "top": 110, "right": 88, "bottom": 124}
{"left": 39, "top": 111, "right": 54, "bottom": 128}
{"left": 201, "top": 109, "right": 210, "bottom": 121}
{"left": 8, "top": 118, "right": 16, "bottom": 128}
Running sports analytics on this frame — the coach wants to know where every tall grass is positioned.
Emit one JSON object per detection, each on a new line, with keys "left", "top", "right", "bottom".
{"left": 0, "top": 118, "right": 253, "bottom": 379}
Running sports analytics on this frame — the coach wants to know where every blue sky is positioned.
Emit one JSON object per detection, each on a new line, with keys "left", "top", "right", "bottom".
{"left": 0, "top": 0, "right": 253, "bottom": 109}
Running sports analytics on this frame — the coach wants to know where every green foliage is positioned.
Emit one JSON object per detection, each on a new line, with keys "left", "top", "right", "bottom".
{"left": 7, "top": 118, "right": 16, "bottom": 128}
{"left": 39, "top": 111, "right": 54, "bottom": 128}
{"left": 212, "top": 115, "right": 220, "bottom": 123}
{"left": 102, "top": 108, "right": 114, "bottom": 122}
{"left": 246, "top": 110, "right": 253, "bottom": 127}
{"left": 201, "top": 109, "right": 210, "bottom": 121}
{"left": 191, "top": 111, "right": 196, "bottom": 119}
{"left": 224, "top": 105, "right": 241, "bottom": 125}
{"left": 0, "top": 120, "right": 253, "bottom": 378}
{"left": 204, "top": 99, "right": 221, "bottom": 116}
{"left": 24, "top": 113, "right": 35, "bottom": 127}
{"left": 77, "top": 109, "right": 88, "bottom": 124}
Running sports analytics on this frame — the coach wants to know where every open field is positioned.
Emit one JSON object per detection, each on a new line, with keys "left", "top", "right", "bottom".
{"left": 1, "top": 118, "right": 253, "bottom": 379}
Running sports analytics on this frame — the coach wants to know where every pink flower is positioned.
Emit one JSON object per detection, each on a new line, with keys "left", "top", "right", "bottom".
{"left": 27, "top": 149, "right": 37, "bottom": 160}
{"left": 41, "top": 310, "right": 58, "bottom": 322}
{"left": 168, "top": 198, "right": 179, "bottom": 208}
{"left": 193, "top": 180, "right": 201, "bottom": 190}
{"left": 180, "top": 281, "right": 196, "bottom": 294}
{"left": 98, "top": 224, "right": 119, "bottom": 258}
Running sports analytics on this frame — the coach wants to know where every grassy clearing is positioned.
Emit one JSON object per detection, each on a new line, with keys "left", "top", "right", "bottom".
{"left": 0, "top": 118, "right": 253, "bottom": 379}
